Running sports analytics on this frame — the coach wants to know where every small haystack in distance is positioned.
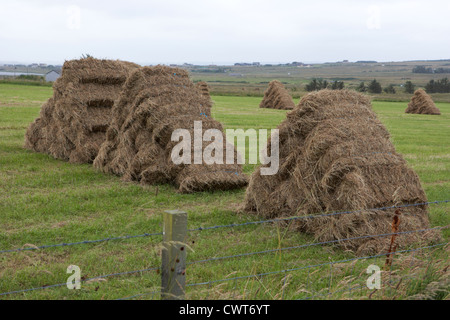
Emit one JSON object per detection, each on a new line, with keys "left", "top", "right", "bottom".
{"left": 93, "top": 66, "right": 248, "bottom": 193}
{"left": 244, "top": 89, "right": 439, "bottom": 255}
{"left": 24, "top": 58, "right": 140, "bottom": 163}
{"left": 196, "top": 81, "right": 211, "bottom": 98}
{"left": 259, "top": 80, "right": 295, "bottom": 110}
{"left": 405, "top": 89, "right": 441, "bottom": 115}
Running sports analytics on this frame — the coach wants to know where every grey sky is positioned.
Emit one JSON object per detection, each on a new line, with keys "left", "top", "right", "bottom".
{"left": 0, "top": 0, "right": 449, "bottom": 65}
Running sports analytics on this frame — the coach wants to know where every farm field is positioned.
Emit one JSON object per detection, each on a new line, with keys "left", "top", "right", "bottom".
{"left": 186, "top": 60, "right": 450, "bottom": 102}
{"left": 0, "top": 83, "right": 448, "bottom": 300}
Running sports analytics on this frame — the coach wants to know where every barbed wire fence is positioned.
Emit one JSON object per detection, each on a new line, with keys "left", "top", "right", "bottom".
{"left": 0, "top": 200, "right": 448, "bottom": 300}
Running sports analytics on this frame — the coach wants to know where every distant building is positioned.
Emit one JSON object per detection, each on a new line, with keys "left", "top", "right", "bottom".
{"left": 45, "top": 70, "right": 60, "bottom": 82}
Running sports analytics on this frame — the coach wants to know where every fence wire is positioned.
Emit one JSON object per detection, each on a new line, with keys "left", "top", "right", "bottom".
{"left": 184, "top": 242, "right": 447, "bottom": 289}
{"left": 0, "top": 266, "right": 160, "bottom": 297}
{"left": 188, "top": 200, "right": 449, "bottom": 233}
{"left": 116, "top": 242, "right": 447, "bottom": 300}
{"left": 0, "top": 231, "right": 163, "bottom": 254}
{"left": 186, "top": 226, "right": 447, "bottom": 266}
{"left": 1, "top": 199, "right": 448, "bottom": 299}
{"left": 2, "top": 200, "right": 446, "bottom": 254}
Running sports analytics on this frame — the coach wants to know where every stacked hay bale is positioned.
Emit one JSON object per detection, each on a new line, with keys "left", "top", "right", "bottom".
{"left": 259, "top": 80, "right": 295, "bottom": 110}
{"left": 196, "top": 81, "right": 211, "bottom": 98}
{"left": 405, "top": 89, "right": 441, "bottom": 115}
{"left": 244, "top": 89, "right": 439, "bottom": 255}
{"left": 93, "top": 66, "right": 248, "bottom": 193}
{"left": 24, "top": 58, "right": 140, "bottom": 163}
{"left": 24, "top": 98, "right": 56, "bottom": 155}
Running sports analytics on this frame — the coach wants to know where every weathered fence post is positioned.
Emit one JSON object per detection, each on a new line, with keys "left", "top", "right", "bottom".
{"left": 161, "top": 210, "right": 187, "bottom": 300}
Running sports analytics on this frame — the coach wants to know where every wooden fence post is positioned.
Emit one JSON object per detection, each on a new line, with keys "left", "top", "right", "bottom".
{"left": 161, "top": 210, "right": 187, "bottom": 300}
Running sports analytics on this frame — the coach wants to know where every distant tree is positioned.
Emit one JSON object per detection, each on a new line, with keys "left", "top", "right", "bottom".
{"left": 412, "top": 65, "right": 433, "bottom": 74}
{"left": 331, "top": 81, "right": 344, "bottom": 90}
{"left": 368, "top": 79, "right": 382, "bottom": 94}
{"left": 356, "top": 82, "right": 367, "bottom": 92}
{"left": 425, "top": 80, "right": 435, "bottom": 93}
{"left": 383, "top": 84, "right": 396, "bottom": 94}
{"left": 305, "top": 79, "right": 318, "bottom": 91}
{"left": 434, "top": 67, "right": 450, "bottom": 74}
{"left": 425, "top": 77, "right": 450, "bottom": 93}
{"left": 438, "top": 77, "right": 450, "bottom": 92}
{"left": 425, "top": 80, "right": 436, "bottom": 93}
{"left": 305, "top": 78, "right": 329, "bottom": 91}
{"left": 404, "top": 81, "right": 415, "bottom": 94}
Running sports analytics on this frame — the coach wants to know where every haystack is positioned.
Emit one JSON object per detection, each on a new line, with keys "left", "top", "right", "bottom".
{"left": 196, "top": 81, "right": 211, "bottom": 98}
{"left": 24, "top": 58, "right": 140, "bottom": 163}
{"left": 405, "top": 89, "right": 441, "bottom": 115}
{"left": 244, "top": 89, "right": 439, "bottom": 255}
{"left": 259, "top": 80, "right": 295, "bottom": 110}
{"left": 93, "top": 66, "right": 248, "bottom": 193}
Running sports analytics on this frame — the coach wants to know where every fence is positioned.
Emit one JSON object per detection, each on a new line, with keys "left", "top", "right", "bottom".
{"left": 0, "top": 200, "right": 448, "bottom": 300}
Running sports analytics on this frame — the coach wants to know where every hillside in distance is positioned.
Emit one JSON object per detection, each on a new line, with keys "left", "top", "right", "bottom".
{"left": 182, "top": 59, "right": 450, "bottom": 101}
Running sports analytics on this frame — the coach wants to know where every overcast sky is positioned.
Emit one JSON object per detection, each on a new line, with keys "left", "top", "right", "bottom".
{"left": 0, "top": 0, "right": 449, "bottom": 65}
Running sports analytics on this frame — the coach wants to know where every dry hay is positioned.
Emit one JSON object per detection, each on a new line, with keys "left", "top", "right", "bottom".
{"left": 196, "top": 81, "right": 211, "bottom": 98}
{"left": 244, "top": 89, "right": 440, "bottom": 255}
{"left": 405, "top": 89, "right": 441, "bottom": 115}
{"left": 259, "top": 80, "right": 295, "bottom": 110}
{"left": 24, "top": 57, "right": 140, "bottom": 163}
{"left": 93, "top": 65, "right": 248, "bottom": 193}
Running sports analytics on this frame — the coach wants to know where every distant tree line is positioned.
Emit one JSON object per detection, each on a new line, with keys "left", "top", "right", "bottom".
{"left": 355, "top": 78, "right": 450, "bottom": 94}
{"left": 0, "top": 74, "right": 50, "bottom": 87}
{"left": 192, "top": 67, "right": 230, "bottom": 73}
{"left": 305, "top": 79, "right": 344, "bottom": 91}
{"left": 355, "top": 80, "right": 408, "bottom": 94}
{"left": 383, "top": 84, "right": 396, "bottom": 94}
{"left": 302, "top": 77, "right": 450, "bottom": 94}
{"left": 435, "top": 68, "right": 450, "bottom": 73}
{"left": 425, "top": 77, "right": 450, "bottom": 93}
{"left": 355, "top": 79, "right": 382, "bottom": 94}
{"left": 412, "top": 65, "right": 433, "bottom": 73}
{"left": 412, "top": 65, "right": 450, "bottom": 74}
{"left": 17, "top": 74, "right": 44, "bottom": 81}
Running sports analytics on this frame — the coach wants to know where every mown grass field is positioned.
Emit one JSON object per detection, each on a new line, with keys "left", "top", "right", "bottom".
{"left": 0, "top": 83, "right": 448, "bottom": 300}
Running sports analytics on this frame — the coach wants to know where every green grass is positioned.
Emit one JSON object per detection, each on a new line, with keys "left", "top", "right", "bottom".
{"left": 0, "top": 83, "right": 53, "bottom": 108}
{"left": 0, "top": 84, "right": 448, "bottom": 300}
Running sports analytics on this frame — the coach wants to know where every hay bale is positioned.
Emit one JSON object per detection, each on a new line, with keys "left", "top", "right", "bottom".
{"left": 196, "top": 81, "right": 211, "bottom": 98}
{"left": 244, "top": 89, "right": 440, "bottom": 255}
{"left": 405, "top": 89, "right": 441, "bottom": 115}
{"left": 93, "top": 65, "right": 248, "bottom": 193}
{"left": 24, "top": 57, "right": 140, "bottom": 163}
{"left": 259, "top": 80, "right": 295, "bottom": 110}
